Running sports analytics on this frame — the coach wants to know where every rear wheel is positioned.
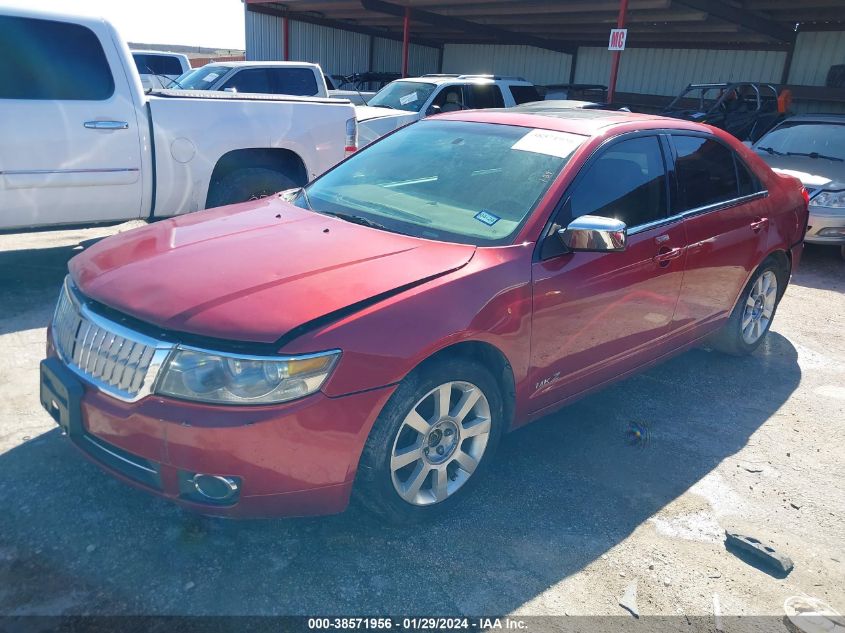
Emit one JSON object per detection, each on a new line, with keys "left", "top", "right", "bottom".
{"left": 709, "top": 259, "right": 782, "bottom": 356}
{"left": 355, "top": 357, "right": 503, "bottom": 524}
{"left": 205, "top": 167, "right": 296, "bottom": 208}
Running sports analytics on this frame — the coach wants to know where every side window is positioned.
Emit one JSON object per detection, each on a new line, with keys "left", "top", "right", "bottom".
{"left": 735, "top": 156, "right": 760, "bottom": 196}
{"left": 0, "top": 15, "right": 114, "bottom": 100}
{"left": 569, "top": 136, "right": 668, "bottom": 228}
{"left": 270, "top": 68, "right": 320, "bottom": 96}
{"left": 509, "top": 84, "right": 542, "bottom": 105}
{"left": 673, "top": 136, "right": 739, "bottom": 211}
{"left": 433, "top": 86, "right": 466, "bottom": 112}
{"left": 221, "top": 68, "right": 271, "bottom": 93}
{"left": 467, "top": 84, "right": 505, "bottom": 109}
{"left": 133, "top": 54, "right": 183, "bottom": 76}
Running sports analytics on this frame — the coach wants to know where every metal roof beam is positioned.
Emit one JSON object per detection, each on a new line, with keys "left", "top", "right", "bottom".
{"left": 672, "top": 0, "right": 793, "bottom": 41}
{"left": 359, "top": 0, "right": 577, "bottom": 54}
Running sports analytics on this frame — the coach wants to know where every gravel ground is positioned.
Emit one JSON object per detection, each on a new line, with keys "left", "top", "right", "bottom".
{"left": 0, "top": 223, "right": 843, "bottom": 624}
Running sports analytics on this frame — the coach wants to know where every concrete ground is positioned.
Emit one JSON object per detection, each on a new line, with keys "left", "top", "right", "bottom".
{"left": 0, "top": 223, "right": 843, "bottom": 624}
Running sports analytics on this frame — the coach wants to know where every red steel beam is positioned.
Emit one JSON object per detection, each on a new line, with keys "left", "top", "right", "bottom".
{"left": 402, "top": 6, "right": 410, "bottom": 77}
{"left": 607, "top": 0, "right": 629, "bottom": 104}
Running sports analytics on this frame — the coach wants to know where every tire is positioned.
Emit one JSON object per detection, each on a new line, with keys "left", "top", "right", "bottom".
{"left": 206, "top": 167, "right": 296, "bottom": 208}
{"left": 708, "top": 258, "right": 783, "bottom": 356}
{"left": 354, "top": 357, "right": 504, "bottom": 524}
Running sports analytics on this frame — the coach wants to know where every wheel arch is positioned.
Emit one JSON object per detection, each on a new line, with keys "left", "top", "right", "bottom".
{"left": 413, "top": 339, "right": 517, "bottom": 434}
{"left": 205, "top": 148, "right": 308, "bottom": 207}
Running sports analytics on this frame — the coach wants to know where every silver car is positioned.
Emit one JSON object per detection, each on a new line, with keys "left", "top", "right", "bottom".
{"left": 753, "top": 115, "right": 845, "bottom": 258}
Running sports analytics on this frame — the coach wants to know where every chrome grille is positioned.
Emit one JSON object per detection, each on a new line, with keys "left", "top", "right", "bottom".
{"left": 51, "top": 279, "right": 171, "bottom": 401}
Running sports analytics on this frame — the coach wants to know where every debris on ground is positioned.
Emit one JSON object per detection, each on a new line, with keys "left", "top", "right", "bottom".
{"left": 783, "top": 595, "right": 845, "bottom": 633}
{"left": 724, "top": 531, "right": 794, "bottom": 576}
{"left": 791, "top": 502, "right": 802, "bottom": 510}
{"left": 618, "top": 581, "right": 639, "bottom": 618}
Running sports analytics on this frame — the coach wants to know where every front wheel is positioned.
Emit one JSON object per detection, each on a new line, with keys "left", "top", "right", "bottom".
{"left": 354, "top": 357, "right": 503, "bottom": 524}
{"left": 709, "top": 259, "right": 782, "bottom": 356}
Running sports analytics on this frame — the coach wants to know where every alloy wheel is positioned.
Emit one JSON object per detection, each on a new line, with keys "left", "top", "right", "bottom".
{"left": 389, "top": 381, "right": 491, "bottom": 506}
{"left": 741, "top": 270, "right": 778, "bottom": 344}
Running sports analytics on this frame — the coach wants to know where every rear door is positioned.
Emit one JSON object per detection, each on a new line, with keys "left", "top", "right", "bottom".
{"left": 529, "top": 134, "right": 688, "bottom": 412}
{"left": 0, "top": 14, "right": 144, "bottom": 229}
{"left": 669, "top": 133, "right": 770, "bottom": 337}
{"left": 465, "top": 83, "right": 505, "bottom": 110}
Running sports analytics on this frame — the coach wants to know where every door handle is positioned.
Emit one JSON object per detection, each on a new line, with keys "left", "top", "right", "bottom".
{"left": 653, "top": 246, "right": 683, "bottom": 267}
{"left": 84, "top": 120, "right": 129, "bottom": 130}
{"left": 750, "top": 217, "right": 769, "bottom": 233}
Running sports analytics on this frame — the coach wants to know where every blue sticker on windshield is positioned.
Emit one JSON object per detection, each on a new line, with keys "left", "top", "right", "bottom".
{"left": 474, "top": 210, "right": 500, "bottom": 226}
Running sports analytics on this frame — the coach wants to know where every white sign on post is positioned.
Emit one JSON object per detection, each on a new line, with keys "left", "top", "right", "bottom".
{"left": 608, "top": 28, "right": 627, "bottom": 51}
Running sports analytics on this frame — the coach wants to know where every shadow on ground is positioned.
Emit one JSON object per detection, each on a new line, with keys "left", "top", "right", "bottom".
{"left": 790, "top": 244, "right": 844, "bottom": 293}
{"left": 0, "top": 330, "right": 801, "bottom": 615}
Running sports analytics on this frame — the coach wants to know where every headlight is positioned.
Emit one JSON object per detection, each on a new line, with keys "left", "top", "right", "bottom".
{"left": 810, "top": 190, "right": 845, "bottom": 209}
{"left": 155, "top": 347, "right": 340, "bottom": 405}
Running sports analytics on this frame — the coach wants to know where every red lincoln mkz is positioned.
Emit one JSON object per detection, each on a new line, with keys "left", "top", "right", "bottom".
{"left": 41, "top": 109, "right": 808, "bottom": 523}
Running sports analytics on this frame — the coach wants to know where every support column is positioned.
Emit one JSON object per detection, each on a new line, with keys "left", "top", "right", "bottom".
{"left": 402, "top": 6, "right": 410, "bottom": 78}
{"left": 607, "top": 0, "right": 629, "bottom": 104}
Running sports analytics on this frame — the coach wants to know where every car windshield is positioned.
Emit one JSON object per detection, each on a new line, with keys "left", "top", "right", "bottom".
{"left": 296, "top": 120, "right": 584, "bottom": 246}
{"left": 367, "top": 80, "right": 437, "bottom": 112}
{"left": 755, "top": 122, "right": 845, "bottom": 161}
{"left": 174, "top": 65, "right": 229, "bottom": 90}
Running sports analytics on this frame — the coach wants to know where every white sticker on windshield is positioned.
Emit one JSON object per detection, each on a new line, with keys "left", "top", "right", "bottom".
{"left": 399, "top": 91, "right": 419, "bottom": 105}
{"left": 203, "top": 72, "right": 220, "bottom": 82}
{"left": 512, "top": 129, "right": 583, "bottom": 159}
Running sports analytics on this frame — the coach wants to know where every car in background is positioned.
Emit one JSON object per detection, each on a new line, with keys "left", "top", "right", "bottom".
{"left": 174, "top": 61, "right": 328, "bottom": 97}
{"left": 512, "top": 100, "right": 622, "bottom": 113}
{"left": 541, "top": 83, "right": 607, "bottom": 102}
{"left": 662, "top": 82, "right": 787, "bottom": 142}
{"left": 131, "top": 49, "right": 190, "bottom": 91}
{"left": 41, "top": 109, "right": 807, "bottom": 523}
{"left": 355, "top": 74, "right": 541, "bottom": 146}
{"left": 324, "top": 73, "right": 376, "bottom": 105}
{"left": 753, "top": 114, "right": 845, "bottom": 259}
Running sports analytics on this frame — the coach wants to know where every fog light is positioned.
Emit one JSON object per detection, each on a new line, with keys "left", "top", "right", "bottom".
{"left": 191, "top": 474, "right": 239, "bottom": 501}
{"left": 818, "top": 227, "right": 845, "bottom": 237}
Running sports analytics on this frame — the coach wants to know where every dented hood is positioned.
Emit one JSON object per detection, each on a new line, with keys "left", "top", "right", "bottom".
{"left": 70, "top": 197, "right": 475, "bottom": 344}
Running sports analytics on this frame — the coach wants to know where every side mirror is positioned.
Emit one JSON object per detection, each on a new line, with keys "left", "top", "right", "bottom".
{"left": 558, "top": 215, "right": 627, "bottom": 252}
{"left": 425, "top": 104, "right": 442, "bottom": 116}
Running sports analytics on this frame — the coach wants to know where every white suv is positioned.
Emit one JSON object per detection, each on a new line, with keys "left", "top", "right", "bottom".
{"left": 356, "top": 74, "right": 541, "bottom": 146}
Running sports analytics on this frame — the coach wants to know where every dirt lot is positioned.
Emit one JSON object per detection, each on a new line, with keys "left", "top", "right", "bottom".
{"left": 0, "top": 223, "right": 843, "bottom": 624}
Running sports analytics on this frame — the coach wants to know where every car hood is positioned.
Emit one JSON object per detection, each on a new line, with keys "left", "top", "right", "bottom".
{"left": 756, "top": 153, "right": 845, "bottom": 190}
{"left": 69, "top": 198, "right": 475, "bottom": 345}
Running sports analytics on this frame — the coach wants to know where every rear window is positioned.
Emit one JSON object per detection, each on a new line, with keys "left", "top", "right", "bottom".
{"left": 672, "top": 136, "right": 739, "bottom": 211}
{"left": 509, "top": 85, "right": 542, "bottom": 105}
{"left": 0, "top": 15, "right": 114, "bottom": 100}
{"left": 133, "top": 53, "right": 184, "bottom": 76}
{"left": 269, "top": 68, "right": 319, "bottom": 96}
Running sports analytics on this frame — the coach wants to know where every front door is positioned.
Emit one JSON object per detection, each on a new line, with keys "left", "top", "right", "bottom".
{"left": 0, "top": 15, "right": 143, "bottom": 230}
{"left": 529, "top": 134, "right": 688, "bottom": 412}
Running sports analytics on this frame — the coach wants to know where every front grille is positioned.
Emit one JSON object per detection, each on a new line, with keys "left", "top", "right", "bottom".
{"left": 52, "top": 279, "right": 170, "bottom": 401}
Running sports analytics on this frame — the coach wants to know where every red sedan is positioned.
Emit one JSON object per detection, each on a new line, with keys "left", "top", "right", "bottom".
{"left": 40, "top": 109, "right": 808, "bottom": 523}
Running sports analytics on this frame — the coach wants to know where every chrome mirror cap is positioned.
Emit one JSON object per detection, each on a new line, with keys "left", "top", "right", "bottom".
{"left": 558, "top": 215, "right": 627, "bottom": 252}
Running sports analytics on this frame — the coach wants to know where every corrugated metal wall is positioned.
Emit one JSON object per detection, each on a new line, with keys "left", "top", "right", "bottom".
{"left": 287, "top": 21, "right": 371, "bottom": 76}
{"left": 575, "top": 47, "right": 786, "bottom": 96}
{"left": 442, "top": 44, "right": 572, "bottom": 84}
{"left": 372, "top": 37, "right": 440, "bottom": 75}
{"left": 245, "top": 7, "right": 439, "bottom": 76}
{"left": 245, "top": 9, "right": 284, "bottom": 61}
{"left": 789, "top": 31, "right": 845, "bottom": 86}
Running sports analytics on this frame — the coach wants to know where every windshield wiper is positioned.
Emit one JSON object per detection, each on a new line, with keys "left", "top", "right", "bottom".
{"left": 327, "top": 212, "right": 390, "bottom": 231}
{"left": 757, "top": 146, "right": 785, "bottom": 156}
{"left": 295, "top": 187, "right": 313, "bottom": 209}
{"left": 786, "top": 151, "right": 844, "bottom": 162}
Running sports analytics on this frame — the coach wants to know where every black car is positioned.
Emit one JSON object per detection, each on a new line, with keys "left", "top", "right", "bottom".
{"left": 662, "top": 82, "right": 786, "bottom": 142}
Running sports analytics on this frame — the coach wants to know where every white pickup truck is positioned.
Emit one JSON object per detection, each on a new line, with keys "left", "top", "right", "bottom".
{"left": 131, "top": 50, "right": 191, "bottom": 92}
{"left": 0, "top": 8, "right": 357, "bottom": 232}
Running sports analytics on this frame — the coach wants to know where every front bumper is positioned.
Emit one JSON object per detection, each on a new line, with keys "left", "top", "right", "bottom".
{"left": 805, "top": 208, "right": 845, "bottom": 245}
{"left": 43, "top": 348, "right": 395, "bottom": 518}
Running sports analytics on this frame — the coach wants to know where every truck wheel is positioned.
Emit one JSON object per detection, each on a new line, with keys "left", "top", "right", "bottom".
{"left": 354, "top": 357, "right": 503, "bottom": 524}
{"left": 708, "top": 258, "right": 783, "bottom": 356}
{"left": 206, "top": 168, "right": 296, "bottom": 208}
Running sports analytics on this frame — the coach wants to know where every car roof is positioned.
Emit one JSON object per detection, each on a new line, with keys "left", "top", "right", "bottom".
{"left": 435, "top": 108, "right": 715, "bottom": 137}
{"left": 399, "top": 75, "right": 531, "bottom": 86}
{"left": 131, "top": 50, "right": 187, "bottom": 57}
{"left": 203, "top": 61, "right": 320, "bottom": 69}
{"left": 777, "top": 114, "right": 845, "bottom": 125}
